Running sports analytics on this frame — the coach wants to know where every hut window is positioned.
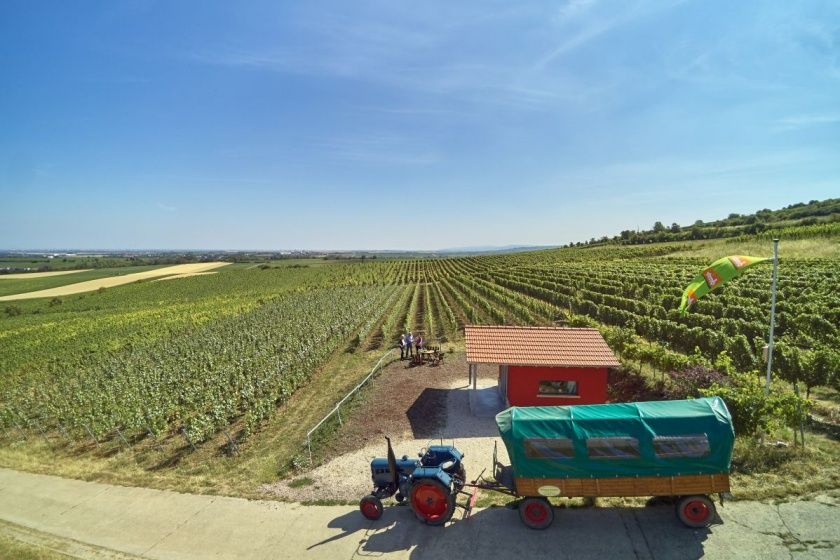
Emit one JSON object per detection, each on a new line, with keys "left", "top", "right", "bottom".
{"left": 524, "top": 438, "right": 575, "bottom": 460}
{"left": 538, "top": 380, "right": 578, "bottom": 395}
{"left": 653, "top": 434, "right": 710, "bottom": 459}
{"left": 586, "top": 437, "right": 640, "bottom": 459}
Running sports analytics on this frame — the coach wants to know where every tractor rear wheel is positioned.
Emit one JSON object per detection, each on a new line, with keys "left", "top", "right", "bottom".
{"left": 676, "top": 495, "right": 715, "bottom": 528}
{"left": 519, "top": 497, "right": 554, "bottom": 530}
{"left": 410, "top": 479, "right": 455, "bottom": 526}
{"left": 360, "top": 495, "right": 383, "bottom": 521}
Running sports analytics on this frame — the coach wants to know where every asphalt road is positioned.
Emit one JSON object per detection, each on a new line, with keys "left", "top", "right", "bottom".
{"left": 0, "top": 468, "right": 837, "bottom": 559}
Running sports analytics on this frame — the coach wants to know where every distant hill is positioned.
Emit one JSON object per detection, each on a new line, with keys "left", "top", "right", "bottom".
{"left": 569, "top": 198, "right": 840, "bottom": 247}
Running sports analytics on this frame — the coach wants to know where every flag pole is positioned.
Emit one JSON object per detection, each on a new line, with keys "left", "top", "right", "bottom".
{"left": 764, "top": 238, "right": 779, "bottom": 395}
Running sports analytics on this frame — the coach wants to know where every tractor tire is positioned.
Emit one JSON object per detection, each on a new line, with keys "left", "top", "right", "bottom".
{"left": 410, "top": 479, "right": 455, "bottom": 526}
{"left": 676, "top": 495, "right": 715, "bottom": 528}
{"left": 518, "top": 497, "right": 554, "bottom": 530}
{"left": 360, "top": 495, "right": 384, "bottom": 521}
{"left": 455, "top": 464, "right": 467, "bottom": 487}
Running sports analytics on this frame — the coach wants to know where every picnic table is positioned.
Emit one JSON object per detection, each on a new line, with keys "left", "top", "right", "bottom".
{"left": 413, "top": 346, "right": 445, "bottom": 366}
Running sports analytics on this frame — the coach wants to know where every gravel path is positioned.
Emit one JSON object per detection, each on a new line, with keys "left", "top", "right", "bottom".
{"left": 263, "top": 377, "right": 509, "bottom": 502}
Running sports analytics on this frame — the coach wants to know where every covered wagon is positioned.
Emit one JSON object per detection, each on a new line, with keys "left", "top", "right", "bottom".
{"left": 493, "top": 396, "right": 735, "bottom": 528}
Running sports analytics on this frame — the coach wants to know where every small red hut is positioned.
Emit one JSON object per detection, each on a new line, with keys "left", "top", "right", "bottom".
{"left": 465, "top": 325, "right": 620, "bottom": 407}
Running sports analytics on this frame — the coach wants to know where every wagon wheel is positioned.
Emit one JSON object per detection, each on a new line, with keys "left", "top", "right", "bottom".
{"left": 410, "top": 479, "right": 455, "bottom": 526}
{"left": 518, "top": 497, "right": 554, "bottom": 530}
{"left": 360, "top": 495, "right": 384, "bottom": 520}
{"left": 676, "top": 495, "right": 715, "bottom": 528}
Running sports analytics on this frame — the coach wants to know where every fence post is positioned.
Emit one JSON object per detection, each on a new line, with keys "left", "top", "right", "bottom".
{"left": 57, "top": 422, "right": 72, "bottom": 443}
{"left": 180, "top": 427, "right": 197, "bottom": 452}
{"left": 33, "top": 418, "right": 51, "bottom": 446}
{"left": 83, "top": 424, "right": 99, "bottom": 448}
{"left": 146, "top": 426, "right": 165, "bottom": 453}
{"left": 116, "top": 428, "right": 130, "bottom": 450}
{"left": 13, "top": 420, "right": 27, "bottom": 441}
{"left": 223, "top": 430, "right": 238, "bottom": 455}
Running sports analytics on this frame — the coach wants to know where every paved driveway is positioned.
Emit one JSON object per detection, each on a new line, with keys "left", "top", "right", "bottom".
{"left": 0, "top": 468, "right": 837, "bottom": 559}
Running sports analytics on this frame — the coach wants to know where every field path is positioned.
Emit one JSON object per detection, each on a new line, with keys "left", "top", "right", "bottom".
{"left": 0, "top": 269, "right": 91, "bottom": 279}
{"left": 0, "top": 468, "right": 837, "bottom": 559}
{"left": 0, "top": 262, "right": 230, "bottom": 301}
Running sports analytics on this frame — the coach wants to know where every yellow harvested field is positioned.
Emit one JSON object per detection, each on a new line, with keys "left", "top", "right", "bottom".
{"left": 151, "top": 271, "right": 219, "bottom": 282}
{"left": 0, "top": 262, "right": 230, "bottom": 301}
{"left": 0, "top": 269, "right": 91, "bottom": 280}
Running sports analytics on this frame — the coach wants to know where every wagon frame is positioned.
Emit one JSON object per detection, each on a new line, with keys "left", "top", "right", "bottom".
{"left": 470, "top": 396, "right": 735, "bottom": 529}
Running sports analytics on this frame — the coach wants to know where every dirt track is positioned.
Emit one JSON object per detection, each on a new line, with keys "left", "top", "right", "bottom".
{"left": 0, "top": 262, "right": 230, "bottom": 301}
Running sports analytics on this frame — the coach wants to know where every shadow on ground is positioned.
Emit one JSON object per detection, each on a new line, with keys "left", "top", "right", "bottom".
{"left": 312, "top": 502, "right": 711, "bottom": 560}
{"left": 406, "top": 387, "right": 501, "bottom": 440}
{"left": 406, "top": 388, "right": 450, "bottom": 439}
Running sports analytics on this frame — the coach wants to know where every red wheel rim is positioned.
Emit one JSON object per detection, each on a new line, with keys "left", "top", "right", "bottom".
{"left": 412, "top": 483, "right": 449, "bottom": 520}
{"left": 525, "top": 502, "right": 548, "bottom": 524}
{"left": 361, "top": 500, "right": 380, "bottom": 519}
{"left": 683, "top": 500, "right": 710, "bottom": 523}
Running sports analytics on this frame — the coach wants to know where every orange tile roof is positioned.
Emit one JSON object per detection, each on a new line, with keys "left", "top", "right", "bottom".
{"left": 465, "top": 325, "right": 620, "bottom": 368}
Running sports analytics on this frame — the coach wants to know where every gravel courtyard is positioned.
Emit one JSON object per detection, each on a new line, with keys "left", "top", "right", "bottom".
{"left": 263, "top": 354, "right": 509, "bottom": 502}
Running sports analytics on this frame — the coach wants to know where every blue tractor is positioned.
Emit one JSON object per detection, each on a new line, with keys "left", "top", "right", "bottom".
{"left": 360, "top": 437, "right": 468, "bottom": 525}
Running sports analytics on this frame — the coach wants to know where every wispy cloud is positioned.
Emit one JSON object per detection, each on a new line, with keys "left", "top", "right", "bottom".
{"left": 157, "top": 202, "right": 176, "bottom": 212}
{"left": 185, "top": 6, "right": 612, "bottom": 112}
{"left": 533, "top": 0, "right": 687, "bottom": 69}
{"left": 773, "top": 113, "right": 840, "bottom": 131}
{"left": 310, "top": 133, "right": 440, "bottom": 166}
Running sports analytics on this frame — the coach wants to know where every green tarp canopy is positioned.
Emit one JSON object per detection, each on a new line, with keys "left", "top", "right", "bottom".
{"left": 496, "top": 397, "right": 735, "bottom": 479}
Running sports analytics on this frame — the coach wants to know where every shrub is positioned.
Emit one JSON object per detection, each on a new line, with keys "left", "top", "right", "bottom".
{"left": 665, "top": 365, "right": 729, "bottom": 400}
{"left": 700, "top": 372, "right": 810, "bottom": 437}
{"left": 607, "top": 367, "right": 665, "bottom": 403}
{"left": 4, "top": 305, "right": 22, "bottom": 317}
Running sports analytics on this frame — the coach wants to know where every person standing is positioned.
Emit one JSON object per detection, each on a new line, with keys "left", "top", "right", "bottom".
{"left": 399, "top": 334, "right": 406, "bottom": 359}
{"left": 406, "top": 331, "right": 414, "bottom": 358}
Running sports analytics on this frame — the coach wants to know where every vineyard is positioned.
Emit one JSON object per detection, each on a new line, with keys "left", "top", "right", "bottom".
{"left": 0, "top": 237, "right": 838, "bottom": 491}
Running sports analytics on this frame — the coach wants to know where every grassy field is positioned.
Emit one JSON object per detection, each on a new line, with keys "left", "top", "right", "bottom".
{"left": 0, "top": 232, "right": 838, "bottom": 502}
{"left": 0, "top": 531, "right": 68, "bottom": 560}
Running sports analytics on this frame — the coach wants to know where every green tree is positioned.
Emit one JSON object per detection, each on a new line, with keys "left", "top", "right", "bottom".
{"left": 773, "top": 341, "right": 804, "bottom": 386}
{"left": 802, "top": 349, "right": 840, "bottom": 398}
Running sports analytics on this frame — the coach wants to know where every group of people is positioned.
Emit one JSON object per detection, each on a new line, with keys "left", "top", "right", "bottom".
{"left": 399, "top": 331, "right": 425, "bottom": 360}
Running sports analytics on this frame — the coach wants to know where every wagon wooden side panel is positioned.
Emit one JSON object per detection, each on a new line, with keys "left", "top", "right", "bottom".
{"left": 514, "top": 472, "right": 730, "bottom": 498}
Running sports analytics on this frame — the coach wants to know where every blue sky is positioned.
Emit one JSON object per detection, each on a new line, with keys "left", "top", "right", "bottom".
{"left": 1, "top": 1, "right": 838, "bottom": 250}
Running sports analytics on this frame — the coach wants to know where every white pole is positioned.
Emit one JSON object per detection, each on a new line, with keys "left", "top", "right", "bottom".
{"left": 764, "top": 238, "right": 779, "bottom": 395}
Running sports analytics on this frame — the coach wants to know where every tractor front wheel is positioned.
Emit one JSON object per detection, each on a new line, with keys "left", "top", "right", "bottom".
{"left": 410, "top": 479, "right": 455, "bottom": 526}
{"left": 676, "top": 495, "right": 715, "bottom": 528}
{"left": 360, "top": 495, "right": 383, "bottom": 521}
{"left": 519, "top": 497, "right": 554, "bottom": 530}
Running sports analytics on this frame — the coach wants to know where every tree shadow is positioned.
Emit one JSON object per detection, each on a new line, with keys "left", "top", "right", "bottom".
{"left": 406, "top": 388, "right": 449, "bottom": 439}
{"left": 406, "top": 387, "right": 502, "bottom": 440}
